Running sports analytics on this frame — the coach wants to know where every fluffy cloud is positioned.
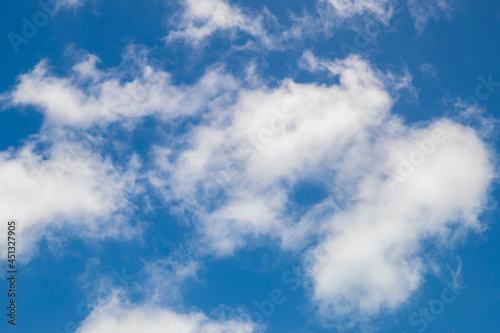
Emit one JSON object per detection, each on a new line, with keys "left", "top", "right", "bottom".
{"left": 3, "top": 45, "right": 494, "bottom": 325}
{"left": 155, "top": 54, "right": 397, "bottom": 255}
{"left": 140, "top": 259, "right": 200, "bottom": 304}
{"left": 151, "top": 53, "right": 495, "bottom": 324}
{"left": 0, "top": 135, "right": 139, "bottom": 260}
{"left": 5, "top": 53, "right": 238, "bottom": 127}
{"left": 0, "top": 49, "right": 241, "bottom": 260}
{"left": 306, "top": 120, "right": 493, "bottom": 323}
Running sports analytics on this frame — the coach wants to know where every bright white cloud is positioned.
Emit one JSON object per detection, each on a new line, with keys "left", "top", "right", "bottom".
{"left": 0, "top": 136, "right": 139, "bottom": 260}
{"left": 3, "top": 45, "right": 494, "bottom": 325}
{"left": 150, "top": 53, "right": 495, "bottom": 324}
{"left": 73, "top": 247, "right": 257, "bottom": 333}
{"left": 306, "top": 120, "right": 493, "bottom": 323}
{"left": 5, "top": 53, "right": 238, "bottom": 127}
{"left": 156, "top": 54, "right": 398, "bottom": 256}
{"left": 0, "top": 50, "right": 241, "bottom": 260}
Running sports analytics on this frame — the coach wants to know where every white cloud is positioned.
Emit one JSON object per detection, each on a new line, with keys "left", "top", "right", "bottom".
{"left": 3, "top": 46, "right": 494, "bottom": 326}
{"left": 166, "top": 0, "right": 275, "bottom": 47}
{"left": 407, "top": 0, "right": 450, "bottom": 33}
{"left": 155, "top": 54, "right": 397, "bottom": 256}
{"left": 5, "top": 53, "right": 238, "bottom": 127}
{"left": 0, "top": 49, "right": 241, "bottom": 260}
{"left": 150, "top": 53, "right": 495, "bottom": 324}
{"left": 0, "top": 135, "right": 139, "bottom": 260}
{"left": 305, "top": 120, "right": 493, "bottom": 324}
{"left": 75, "top": 291, "right": 259, "bottom": 333}
{"left": 166, "top": 0, "right": 399, "bottom": 47}
{"left": 73, "top": 245, "right": 258, "bottom": 333}
{"left": 165, "top": 0, "right": 450, "bottom": 48}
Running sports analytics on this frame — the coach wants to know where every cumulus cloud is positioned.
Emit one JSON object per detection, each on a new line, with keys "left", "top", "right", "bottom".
{"left": 0, "top": 49, "right": 242, "bottom": 260}
{"left": 4, "top": 53, "right": 238, "bottom": 127}
{"left": 155, "top": 53, "right": 399, "bottom": 255}
{"left": 305, "top": 120, "right": 493, "bottom": 324}
{"left": 150, "top": 53, "right": 495, "bottom": 324}
{"left": 3, "top": 46, "right": 494, "bottom": 325}
{"left": 323, "top": 0, "right": 451, "bottom": 34}
{"left": 0, "top": 134, "right": 139, "bottom": 260}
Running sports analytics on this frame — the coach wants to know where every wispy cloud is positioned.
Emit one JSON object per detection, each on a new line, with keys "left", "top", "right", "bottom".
{"left": 407, "top": 0, "right": 451, "bottom": 33}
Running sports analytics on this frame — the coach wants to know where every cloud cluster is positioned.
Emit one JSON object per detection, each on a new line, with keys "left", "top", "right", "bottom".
{"left": 0, "top": 49, "right": 242, "bottom": 261}
{"left": 155, "top": 54, "right": 396, "bottom": 255}
{"left": 0, "top": 0, "right": 491, "bottom": 330}
{"left": 150, "top": 53, "right": 495, "bottom": 323}
{"left": 2, "top": 46, "right": 495, "bottom": 327}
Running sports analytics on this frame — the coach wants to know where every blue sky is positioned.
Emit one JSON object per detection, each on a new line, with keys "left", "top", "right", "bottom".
{"left": 0, "top": 0, "right": 499, "bottom": 332}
